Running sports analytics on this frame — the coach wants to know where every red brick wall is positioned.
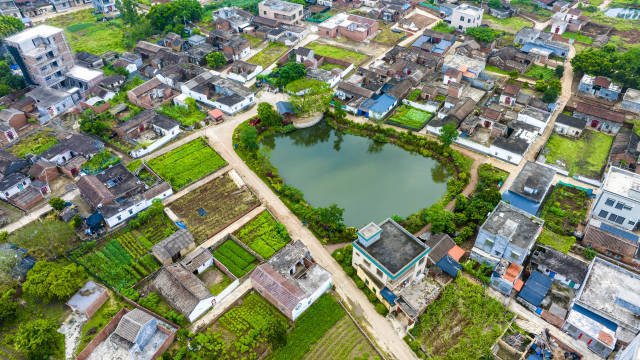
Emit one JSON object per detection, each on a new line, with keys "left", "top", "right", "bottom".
{"left": 76, "top": 308, "right": 129, "bottom": 360}
{"left": 150, "top": 325, "right": 176, "bottom": 360}
{"left": 84, "top": 291, "right": 110, "bottom": 319}
{"left": 251, "top": 278, "right": 294, "bottom": 320}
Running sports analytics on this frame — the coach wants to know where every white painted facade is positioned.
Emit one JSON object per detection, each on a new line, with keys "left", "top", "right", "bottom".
{"left": 188, "top": 296, "right": 215, "bottom": 322}
{"left": 0, "top": 176, "right": 30, "bottom": 200}
{"left": 451, "top": 5, "right": 483, "bottom": 31}
{"left": 212, "top": 95, "right": 255, "bottom": 115}
{"left": 102, "top": 186, "right": 173, "bottom": 227}
{"left": 517, "top": 106, "right": 551, "bottom": 135}
{"left": 291, "top": 276, "right": 332, "bottom": 320}
{"left": 554, "top": 122, "right": 583, "bottom": 137}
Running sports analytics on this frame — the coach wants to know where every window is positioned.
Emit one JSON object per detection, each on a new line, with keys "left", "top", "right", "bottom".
{"left": 615, "top": 216, "right": 625, "bottom": 224}
{"left": 598, "top": 210, "right": 608, "bottom": 218}
{"left": 376, "top": 269, "right": 383, "bottom": 278}
{"left": 615, "top": 254, "right": 621, "bottom": 259}
{"left": 264, "top": 10, "right": 267, "bottom": 14}
{"left": 629, "top": 220, "right": 636, "bottom": 226}
{"left": 365, "top": 279, "right": 369, "bottom": 285}
{"left": 606, "top": 250, "right": 611, "bottom": 256}
{"left": 510, "top": 251, "right": 520, "bottom": 261}
{"left": 609, "top": 213, "right": 618, "bottom": 222}
{"left": 615, "top": 202, "right": 625, "bottom": 210}
{"left": 129, "top": 209, "right": 133, "bottom": 215}
{"left": 117, "top": 215, "right": 121, "bottom": 221}
{"left": 623, "top": 205, "right": 633, "bottom": 210}
{"left": 605, "top": 198, "right": 615, "bottom": 206}
{"left": 460, "top": 16, "right": 464, "bottom": 20}
{"left": 467, "top": 18, "right": 471, "bottom": 23}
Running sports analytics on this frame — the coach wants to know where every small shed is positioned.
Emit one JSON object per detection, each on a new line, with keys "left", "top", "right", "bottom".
{"left": 276, "top": 101, "right": 295, "bottom": 119}
{"left": 518, "top": 270, "right": 553, "bottom": 308}
{"left": 208, "top": 109, "right": 224, "bottom": 124}
{"left": 152, "top": 229, "right": 196, "bottom": 265}
{"left": 180, "top": 247, "right": 214, "bottom": 275}
{"left": 66, "top": 280, "right": 109, "bottom": 319}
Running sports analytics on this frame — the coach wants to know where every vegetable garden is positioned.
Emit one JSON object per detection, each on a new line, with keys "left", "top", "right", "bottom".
{"left": 168, "top": 173, "right": 260, "bottom": 243}
{"left": 539, "top": 184, "right": 591, "bottom": 236}
{"left": 81, "top": 149, "right": 121, "bottom": 174}
{"left": 147, "top": 138, "right": 227, "bottom": 190}
{"left": 386, "top": 105, "right": 433, "bottom": 130}
{"left": 212, "top": 240, "right": 258, "bottom": 278}
{"left": 8, "top": 130, "right": 59, "bottom": 158}
{"left": 408, "top": 277, "right": 513, "bottom": 359}
{"left": 234, "top": 211, "right": 291, "bottom": 259}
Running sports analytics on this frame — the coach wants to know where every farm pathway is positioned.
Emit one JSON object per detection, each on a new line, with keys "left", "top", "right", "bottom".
{"left": 191, "top": 278, "right": 252, "bottom": 332}
{"left": 203, "top": 110, "right": 418, "bottom": 360}
{"left": 0, "top": 189, "right": 79, "bottom": 233}
{"left": 199, "top": 205, "right": 267, "bottom": 250}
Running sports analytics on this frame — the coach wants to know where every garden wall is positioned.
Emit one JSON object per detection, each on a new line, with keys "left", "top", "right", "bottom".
{"left": 150, "top": 325, "right": 176, "bottom": 360}
{"left": 213, "top": 278, "right": 241, "bottom": 304}
{"left": 402, "top": 99, "right": 439, "bottom": 113}
{"left": 130, "top": 131, "right": 181, "bottom": 158}
{"left": 534, "top": 158, "right": 602, "bottom": 187}
{"left": 75, "top": 308, "right": 128, "bottom": 360}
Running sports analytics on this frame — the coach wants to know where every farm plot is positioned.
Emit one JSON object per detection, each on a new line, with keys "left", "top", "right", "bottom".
{"left": 168, "top": 173, "right": 260, "bottom": 243}
{"left": 542, "top": 130, "right": 613, "bottom": 179}
{"left": 539, "top": 184, "right": 591, "bottom": 236}
{"left": 304, "top": 42, "right": 369, "bottom": 65}
{"left": 147, "top": 137, "right": 227, "bottom": 190}
{"left": 409, "top": 277, "right": 513, "bottom": 359}
{"left": 46, "top": 9, "right": 127, "bottom": 54}
{"left": 524, "top": 65, "right": 555, "bottom": 81}
{"left": 81, "top": 149, "right": 120, "bottom": 174}
{"left": 8, "top": 130, "right": 58, "bottom": 158}
{"left": 247, "top": 42, "right": 288, "bottom": 68}
{"left": 212, "top": 239, "right": 258, "bottom": 278}
{"left": 386, "top": 105, "right": 433, "bottom": 130}
{"left": 233, "top": 210, "right": 291, "bottom": 259}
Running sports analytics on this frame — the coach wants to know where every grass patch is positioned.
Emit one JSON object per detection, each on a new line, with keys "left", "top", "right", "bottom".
{"left": 269, "top": 294, "right": 346, "bottom": 360}
{"left": 484, "top": 15, "right": 533, "bottom": 33}
{"left": 386, "top": 105, "right": 432, "bottom": 130}
{"left": 241, "top": 33, "right": 264, "bottom": 47}
{"left": 9, "top": 219, "right": 78, "bottom": 260}
{"left": 484, "top": 65, "right": 511, "bottom": 75}
{"left": 373, "top": 23, "right": 406, "bottom": 45}
{"left": 157, "top": 104, "right": 206, "bottom": 127}
{"left": 432, "top": 21, "right": 455, "bottom": 33}
{"left": 318, "top": 63, "right": 346, "bottom": 71}
{"left": 590, "top": 12, "right": 640, "bottom": 31}
{"left": 81, "top": 149, "right": 120, "bottom": 174}
{"left": 543, "top": 130, "right": 613, "bottom": 179}
{"left": 248, "top": 42, "right": 288, "bottom": 68}
{"left": 147, "top": 138, "right": 227, "bottom": 190}
{"left": 524, "top": 64, "right": 555, "bottom": 80}
{"left": 539, "top": 184, "right": 591, "bottom": 236}
{"left": 537, "top": 229, "right": 576, "bottom": 254}
{"left": 209, "top": 272, "right": 233, "bottom": 295}
{"left": 305, "top": 42, "right": 368, "bottom": 65}
{"left": 409, "top": 277, "right": 513, "bottom": 359}
{"left": 562, "top": 31, "right": 594, "bottom": 44}
{"left": 8, "top": 130, "right": 58, "bottom": 158}
{"left": 234, "top": 210, "right": 291, "bottom": 259}
{"left": 126, "top": 159, "right": 142, "bottom": 172}
{"left": 47, "top": 9, "right": 127, "bottom": 54}
{"left": 168, "top": 173, "right": 260, "bottom": 243}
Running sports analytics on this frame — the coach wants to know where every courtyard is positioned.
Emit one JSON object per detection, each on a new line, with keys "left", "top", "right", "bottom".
{"left": 541, "top": 130, "right": 614, "bottom": 179}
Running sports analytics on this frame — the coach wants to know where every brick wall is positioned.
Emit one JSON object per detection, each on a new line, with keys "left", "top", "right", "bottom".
{"left": 150, "top": 325, "right": 176, "bottom": 360}
{"left": 76, "top": 308, "right": 129, "bottom": 360}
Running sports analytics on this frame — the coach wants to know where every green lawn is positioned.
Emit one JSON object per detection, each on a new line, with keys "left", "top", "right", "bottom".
{"left": 562, "top": 31, "right": 594, "bottom": 44}
{"left": 46, "top": 9, "right": 127, "bottom": 54}
{"left": 432, "top": 21, "right": 455, "bottom": 33}
{"left": 318, "top": 63, "right": 346, "bottom": 71}
{"left": 537, "top": 229, "right": 576, "bottom": 254}
{"left": 524, "top": 65, "right": 555, "bottom": 80}
{"left": 540, "top": 184, "right": 591, "bottom": 236}
{"left": 590, "top": 12, "right": 640, "bottom": 31}
{"left": 7, "top": 130, "right": 58, "bottom": 158}
{"left": 484, "top": 15, "right": 533, "bottom": 33}
{"left": 157, "top": 104, "right": 206, "bottom": 126}
{"left": 544, "top": 130, "right": 614, "bottom": 179}
{"left": 241, "top": 33, "right": 264, "bottom": 47}
{"left": 147, "top": 138, "right": 227, "bottom": 190}
{"left": 373, "top": 23, "right": 406, "bottom": 45}
{"left": 305, "top": 42, "right": 369, "bottom": 65}
{"left": 247, "top": 42, "right": 288, "bottom": 68}
{"left": 386, "top": 105, "right": 433, "bottom": 130}
{"left": 484, "top": 65, "right": 511, "bottom": 75}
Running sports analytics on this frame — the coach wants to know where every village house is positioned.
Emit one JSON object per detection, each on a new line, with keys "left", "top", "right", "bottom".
{"left": 28, "top": 161, "right": 58, "bottom": 182}
{"left": 0, "top": 108, "right": 28, "bottom": 138}
{"left": 92, "top": 0, "right": 115, "bottom": 13}
{"left": 66, "top": 280, "right": 109, "bottom": 319}
{"left": 151, "top": 229, "right": 197, "bottom": 265}
{"left": 0, "top": 150, "right": 28, "bottom": 179}
{"left": 180, "top": 247, "right": 214, "bottom": 275}
{"left": 26, "top": 87, "right": 75, "bottom": 124}
{"left": 420, "top": 233, "right": 463, "bottom": 277}
{"left": 515, "top": 27, "right": 571, "bottom": 58}
{"left": 226, "top": 61, "right": 263, "bottom": 84}
{"left": 127, "top": 77, "right": 178, "bottom": 110}
{"left": 252, "top": 240, "right": 332, "bottom": 320}
{"left": 442, "top": 53, "right": 485, "bottom": 82}
{"left": 583, "top": 223, "right": 638, "bottom": 266}
{"left": 108, "top": 309, "right": 161, "bottom": 358}
{"left": 610, "top": 127, "right": 640, "bottom": 172}
{"left": 185, "top": 43, "right": 216, "bottom": 66}
{"left": 208, "top": 29, "right": 250, "bottom": 61}
{"left": 317, "top": 13, "right": 378, "bottom": 42}
{"left": 358, "top": 94, "right": 397, "bottom": 120}
{"left": 162, "top": 32, "right": 185, "bottom": 52}
{"left": 530, "top": 245, "right": 590, "bottom": 290}
{"left": 554, "top": 113, "right": 587, "bottom": 137}
{"left": 75, "top": 51, "right": 104, "bottom": 69}
{"left": 517, "top": 105, "right": 552, "bottom": 135}
{"left": 622, "top": 88, "right": 640, "bottom": 113}
{"left": 153, "top": 262, "right": 214, "bottom": 322}
{"left": 114, "top": 110, "right": 180, "bottom": 157}
{"left": 411, "top": 29, "right": 455, "bottom": 56}
{"left": 0, "top": 172, "right": 31, "bottom": 201}
{"left": 213, "top": 7, "right": 254, "bottom": 32}
{"left": 563, "top": 257, "right": 640, "bottom": 358}
{"left": 488, "top": 6, "right": 513, "bottom": 19}
{"left": 451, "top": 4, "right": 483, "bottom": 31}
{"left": 578, "top": 74, "right": 623, "bottom": 101}
{"left": 428, "top": 97, "right": 475, "bottom": 135}
{"left": 504, "top": 161, "right": 555, "bottom": 215}
{"left": 180, "top": 71, "right": 255, "bottom": 115}
{"left": 258, "top": 0, "right": 304, "bottom": 26}
{"left": 487, "top": 46, "right": 534, "bottom": 73}
{"left": 574, "top": 102, "right": 625, "bottom": 134}
{"left": 38, "top": 133, "right": 103, "bottom": 165}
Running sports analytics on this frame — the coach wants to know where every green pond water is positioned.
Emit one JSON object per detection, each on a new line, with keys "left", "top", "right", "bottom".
{"left": 261, "top": 121, "right": 450, "bottom": 228}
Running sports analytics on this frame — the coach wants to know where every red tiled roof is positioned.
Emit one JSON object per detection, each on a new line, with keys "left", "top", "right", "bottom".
{"left": 251, "top": 264, "right": 305, "bottom": 313}
{"left": 482, "top": 107, "right": 503, "bottom": 121}
{"left": 594, "top": 76, "right": 611, "bottom": 88}
{"left": 513, "top": 279, "right": 524, "bottom": 291}
{"left": 598, "top": 330, "right": 615, "bottom": 346}
{"left": 503, "top": 262, "right": 522, "bottom": 283}
{"left": 447, "top": 245, "right": 465, "bottom": 262}
{"left": 576, "top": 102, "right": 625, "bottom": 123}
{"left": 208, "top": 109, "right": 223, "bottom": 119}
{"left": 503, "top": 83, "right": 521, "bottom": 97}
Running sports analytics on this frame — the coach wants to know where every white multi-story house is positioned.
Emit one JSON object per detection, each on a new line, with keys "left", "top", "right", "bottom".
{"left": 451, "top": 4, "right": 483, "bottom": 32}
{"left": 92, "top": 0, "right": 115, "bottom": 13}
{"left": 591, "top": 167, "right": 640, "bottom": 232}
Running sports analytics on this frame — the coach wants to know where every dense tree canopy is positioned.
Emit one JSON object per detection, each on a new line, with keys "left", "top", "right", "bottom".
{"left": 257, "top": 102, "right": 283, "bottom": 128}
{"left": 147, "top": 0, "right": 203, "bottom": 33}
{"left": 0, "top": 289, "right": 17, "bottom": 323}
{"left": 22, "top": 261, "right": 87, "bottom": 303}
{"left": 571, "top": 45, "right": 640, "bottom": 88}
{"left": 0, "top": 15, "right": 24, "bottom": 38}
{"left": 439, "top": 123, "right": 459, "bottom": 148}
{"left": 206, "top": 51, "right": 226, "bottom": 69}
{"left": 465, "top": 27, "right": 501, "bottom": 43}
{"left": 0, "top": 61, "right": 25, "bottom": 97}
{"left": 277, "top": 62, "right": 306, "bottom": 87}
{"left": 286, "top": 79, "right": 333, "bottom": 115}
{"left": 15, "top": 318, "right": 63, "bottom": 360}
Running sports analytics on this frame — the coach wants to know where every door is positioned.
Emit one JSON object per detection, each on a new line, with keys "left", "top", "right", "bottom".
{"left": 554, "top": 26, "right": 559, "bottom": 34}
{"left": 504, "top": 96, "right": 510, "bottom": 104}
{"left": 591, "top": 120, "right": 599, "bottom": 128}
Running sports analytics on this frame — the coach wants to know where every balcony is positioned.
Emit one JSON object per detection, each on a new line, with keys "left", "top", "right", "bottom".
{"left": 46, "top": 74, "right": 66, "bottom": 87}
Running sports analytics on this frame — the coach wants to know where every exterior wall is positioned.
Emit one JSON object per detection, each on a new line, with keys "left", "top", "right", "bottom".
{"left": 0, "top": 177, "right": 30, "bottom": 200}
{"left": 517, "top": 113, "right": 548, "bottom": 135}
{"left": 7, "top": 113, "right": 27, "bottom": 130}
{"left": 573, "top": 112, "right": 622, "bottom": 134}
{"left": 535, "top": 263, "right": 581, "bottom": 289}
{"left": 131, "top": 319, "right": 158, "bottom": 354}
{"left": 253, "top": 278, "right": 294, "bottom": 320}
{"left": 46, "top": 149, "right": 72, "bottom": 165}
{"left": 291, "top": 276, "right": 332, "bottom": 320}
{"left": 474, "top": 228, "right": 533, "bottom": 266}
{"left": 195, "top": 258, "right": 214, "bottom": 274}
{"left": 258, "top": 2, "right": 303, "bottom": 25}
{"left": 563, "top": 320, "right": 614, "bottom": 358}
{"left": 622, "top": 99, "right": 640, "bottom": 113}
{"left": 104, "top": 187, "right": 173, "bottom": 227}
{"left": 33, "top": 94, "right": 74, "bottom": 123}
{"left": 554, "top": 123, "right": 582, "bottom": 137}
{"left": 499, "top": 94, "right": 516, "bottom": 106}
{"left": 592, "top": 190, "right": 640, "bottom": 231}
{"left": 92, "top": 0, "right": 115, "bottom": 12}
{"left": 188, "top": 297, "right": 214, "bottom": 322}
{"left": 451, "top": 8, "right": 483, "bottom": 31}
{"left": 212, "top": 95, "right": 255, "bottom": 115}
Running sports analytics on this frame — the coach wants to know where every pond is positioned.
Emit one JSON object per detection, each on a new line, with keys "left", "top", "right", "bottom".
{"left": 261, "top": 121, "right": 450, "bottom": 228}
{"left": 604, "top": 7, "right": 640, "bottom": 19}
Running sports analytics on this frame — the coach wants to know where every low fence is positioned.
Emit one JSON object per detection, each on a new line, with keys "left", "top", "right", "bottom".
{"left": 75, "top": 308, "right": 129, "bottom": 360}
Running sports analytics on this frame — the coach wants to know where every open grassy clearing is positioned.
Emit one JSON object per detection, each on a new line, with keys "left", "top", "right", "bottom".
{"left": 373, "top": 23, "right": 406, "bottom": 45}
{"left": 543, "top": 130, "right": 613, "bottom": 179}
{"left": 537, "top": 228, "right": 576, "bottom": 254}
{"left": 386, "top": 105, "right": 433, "bottom": 130}
{"left": 147, "top": 138, "right": 227, "bottom": 190}
{"left": 241, "top": 33, "right": 264, "bottom": 47}
{"left": 8, "top": 130, "right": 58, "bottom": 158}
{"left": 590, "top": 12, "right": 640, "bottom": 31}
{"left": 247, "top": 42, "right": 288, "bottom": 68}
{"left": 539, "top": 184, "right": 591, "bottom": 236}
{"left": 409, "top": 277, "right": 513, "bottom": 359}
{"left": 484, "top": 15, "right": 533, "bottom": 33}
{"left": 484, "top": 65, "right": 511, "bottom": 75}
{"left": 233, "top": 210, "right": 291, "bottom": 259}
{"left": 524, "top": 64, "right": 555, "bottom": 80}
{"left": 305, "top": 42, "right": 369, "bottom": 65}
{"left": 318, "top": 63, "right": 346, "bottom": 71}
{"left": 301, "top": 312, "right": 379, "bottom": 360}
{"left": 562, "top": 31, "right": 594, "bottom": 44}
{"left": 157, "top": 104, "right": 207, "bottom": 127}
{"left": 46, "top": 9, "right": 127, "bottom": 54}
{"left": 168, "top": 173, "right": 260, "bottom": 243}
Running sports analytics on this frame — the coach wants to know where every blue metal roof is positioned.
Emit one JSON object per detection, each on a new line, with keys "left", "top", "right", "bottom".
{"left": 86, "top": 211, "right": 103, "bottom": 228}
{"left": 520, "top": 43, "right": 556, "bottom": 54}
{"left": 600, "top": 222, "right": 639, "bottom": 243}
{"left": 518, "top": 271, "right": 553, "bottom": 307}
{"left": 411, "top": 35, "right": 429, "bottom": 48}
{"left": 436, "top": 255, "right": 461, "bottom": 278}
{"left": 501, "top": 191, "right": 541, "bottom": 216}
{"left": 572, "top": 304, "right": 619, "bottom": 331}
{"left": 369, "top": 94, "right": 396, "bottom": 114}
{"left": 380, "top": 287, "right": 397, "bottom": 306}
{"left": 176, "top": 221, "right": 187, "bottom": 230}
{"left": 276, "top": 101, "right": 295, "bottom": 115}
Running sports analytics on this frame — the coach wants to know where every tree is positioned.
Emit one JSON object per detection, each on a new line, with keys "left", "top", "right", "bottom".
{"left": 115, "top": 0, "right": 139, "bottom": 26}
{"left": 0, "top": 15, "right": 24, "bottom": 38}
{"left": 257, "top": 102, "right": 283, "bottom": 128}
{"left": 507, "top": 70, "right": 519, "bottom": 80}
{"left": 534, "top": 80, "right": 547, "bottom": 92}
{"left": 286, "top": 79, "right": 333, "bottom": 115}
{"left": 438, "top": 122, "right": 459, "bottom": 148}
{"left": 466, "top": 27, "right": 500, "bottom": 43}
{"left": 488, "top": 0, "right": 502, "bottom": 8}
{"left": 0, "top": 62, "right": 25, "bottom": 95}
{"left": 0, "top": 289, "right": 17, "bottom": 323}
{"left": 146, "top": 0, "right": 203, "bottom": 33}
{"left": 206, "top": 51, "right": 226, "bottom": 69}
{"left": 22, "top": 261, "right": 87, "bottom": 303}
{"left": 48, "top": 197, "right": 66, "bottom": 211}
{"left": 239, "top": 124, "right": 258, "bottom": 151}
{"left": 15, "top": 318, "right": 63, "bottom": 360}
{"left": 554, "top": 65, "right": 564, "bottom": 78}
{"left": 316, "top": 204, "right": 345, "bottom": 232}
{"left": 277, "top": 62, "right": 306, "bottom": 87}
{"left": 426, "top": 203, "right": 456, "bottom": 234}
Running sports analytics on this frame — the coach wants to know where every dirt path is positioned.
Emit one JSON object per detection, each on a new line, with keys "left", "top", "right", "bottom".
{"left": 1, "top": 189, "right": 79, "bottom": 233}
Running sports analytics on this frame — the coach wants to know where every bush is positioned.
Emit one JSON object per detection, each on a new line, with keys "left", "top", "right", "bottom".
{"left": 48, "top": 197, "right": 66, "bottom": 211}
{"left": 121, "top": 288, "right": 140, "bottom": 301}
{"left": 583, "top": 248, "right": 597, "bottom": 260}
{"left": 375, "top": 302, "right": 387, "bottom": 315}
{"left": 355, "top": 278, "right": 365, "bottom": 289}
